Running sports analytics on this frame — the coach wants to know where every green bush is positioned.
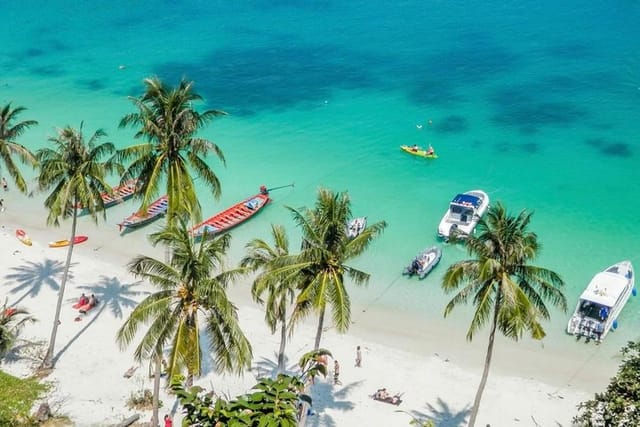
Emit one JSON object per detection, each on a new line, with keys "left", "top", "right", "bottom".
{"left": 0, "top": 369, "right": 48, "bottom": 426}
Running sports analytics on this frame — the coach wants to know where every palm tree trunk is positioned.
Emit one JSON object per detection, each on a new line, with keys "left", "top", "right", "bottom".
{"left": 41, "top": 206, "right": 78, "bottom": 369}
{"left": 467, "top": 303, "right": 500, "bottom": 427}
{"left": 151, "top": 351, "right": 162, "bottom": 427}
{"left": 277, "top": 307, "right": 287, "bottom": 373}
{"left": 313, "top": 307, "right": 326, "bottom": 350}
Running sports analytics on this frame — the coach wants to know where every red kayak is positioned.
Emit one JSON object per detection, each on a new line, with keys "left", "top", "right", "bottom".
{"left": 49, "top": 235, "right": 89, "bottom": 248}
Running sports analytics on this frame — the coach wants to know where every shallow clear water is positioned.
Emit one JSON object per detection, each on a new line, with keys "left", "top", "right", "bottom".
{"left": 2, "top": 0, "right": 640, "bottom": 363}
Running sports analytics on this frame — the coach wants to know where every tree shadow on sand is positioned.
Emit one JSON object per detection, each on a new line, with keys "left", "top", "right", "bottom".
{"left": 306, "top": 380, "right": 360, "bottom": 427}
{"left": 407, "top": 397, "right": 471, "bottom": 427}
{"left": 252, "top": 353, "right": 295, "bottom": 379}
{"left": 4, "top": 259, "right": 73, "bottom": 306}
{"left": 53, "top": 276, "right": 145, "bottom": 364}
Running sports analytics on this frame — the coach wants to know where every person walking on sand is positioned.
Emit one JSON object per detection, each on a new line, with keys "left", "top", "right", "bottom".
{"left": 164, "top": 414, "right": 173, "bottom": 427}
{"left": 333, "top": 360, "right": 341, "bottom": 385}
{"left": 355, "top": 346, "right": 362, "bottom": 367}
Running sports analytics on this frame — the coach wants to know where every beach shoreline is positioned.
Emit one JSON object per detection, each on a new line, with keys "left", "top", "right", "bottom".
{"left": 0, "top": 191, "right": 609, "bottom": 426}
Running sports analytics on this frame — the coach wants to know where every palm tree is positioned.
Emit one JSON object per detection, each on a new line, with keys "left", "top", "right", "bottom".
{"left": 0, "top": 103, "right": 38, "bottom": 193}
{"left": 441, "top": 202, "right": 567, "bottom": 427}
{"left": 0, "top": 299, "right": 36, "bottom": 362}
{"left": 241, "top": 224, "right": 297, "bottom": 373}
{"left": 116, "top": 219, "right": 252, "bottom": 427}
{"left": 288, "top": 188, "right": 387, "bottom": 349}
{"left": 36, "top": 124, "right": 114, "bottom": 369}
{"left": 113, "top": 77, "right": 227, "bottom": 225}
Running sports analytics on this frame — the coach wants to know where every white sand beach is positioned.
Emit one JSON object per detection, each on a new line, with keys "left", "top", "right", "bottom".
{"left": 0, "top": 197, "right": 608, "bottom": 427}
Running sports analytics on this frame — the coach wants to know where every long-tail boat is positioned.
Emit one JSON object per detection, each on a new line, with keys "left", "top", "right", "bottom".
{"left": 118, "top": 195, "right": 168, "bottom": 232}
{"left": 189, "top": 186, "right": 271, "bottom": 239}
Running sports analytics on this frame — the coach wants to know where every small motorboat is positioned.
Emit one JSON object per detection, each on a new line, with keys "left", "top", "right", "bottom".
{"left": 567, "top": 260, "right": 634, "bottom": 343}
{"left": 403, "top": 246, "right": 442, "bottom": 279}
{"left": 347, "top": 216, "right": 367, "bottom": 238}
{"left": 437, "top": 190, "right": 489, "bottom": 240}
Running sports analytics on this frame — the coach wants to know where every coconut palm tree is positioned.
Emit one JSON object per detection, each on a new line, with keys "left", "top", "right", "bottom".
{"left": 441, "top": 202, "right": 567, "bottom": 427}
{"left": 0, "top": 103, "right": 38, "bottom": 193}
{"left": 36, "top": 124, "right": 114, "bottom": 369}
{"left": 287, "top": 188, "right": 387, "bottom": 349}
{"left": 0, "top": 299, "right": 36, "bottom": 362}
{"left": 241, "top": 224, "right": 298, "bottom": 373}
{"left": 116, "top": 219, "right": 252, "bottom": 426}
{"left": 113, "top": 77, "right": 227, "bottom": 225}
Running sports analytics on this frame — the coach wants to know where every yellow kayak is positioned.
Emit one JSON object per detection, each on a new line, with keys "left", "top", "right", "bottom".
{"left": 400, "top": 145, "right": 438, "bottom": 159}
{"left": 16, "top": 229, "right": 32, "bottom": 246}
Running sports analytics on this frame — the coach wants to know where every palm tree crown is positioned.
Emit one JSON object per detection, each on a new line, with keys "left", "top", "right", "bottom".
{"left": 287, "top": 188, "right": 387, "bottom": 349}
{"left": 0, "top": 103, "right": 38, "bottom": 193}
{"left": 0, "top": 300, "right": 36, "bottom": 361}
{"left": 114, "top": 77, "right": 227, "bottom": 224}
{"left": 441, "top": 202, "right": 567, "bottom": 427}
{"left": 36, "top": 124, "right": 114, "bottom": 369}
{"left": 116, "top": 219, "right": 252, "bottom": 380}
{"left": 241, "top": 224, "right": 297, "bottom": 372}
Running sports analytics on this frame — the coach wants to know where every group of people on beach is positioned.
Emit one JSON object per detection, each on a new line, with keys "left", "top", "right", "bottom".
{"left": 74, "top": 293, "right": 98, "bottom": 313}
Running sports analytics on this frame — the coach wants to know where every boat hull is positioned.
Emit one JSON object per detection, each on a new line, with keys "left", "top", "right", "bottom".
{"left": 403, "top": 246, "right": 442, "bottom": 279}
{"left": 347, "top": 217, "right": 367, "bottom": 238}
{"left": 437, "top": 190, "right": 489, "bottom": 240}
{"left": 190, "top": 192, "right": 270, "bottom": 239}
{"left": 77, "top": 179, "right": 138, "bottom": 214}
{"left": 400, "top": 145, "right": 438, "bottom": 159}
{"left": 119, "top": 196, "right": 168, "bottom": 231}
{"left": 566, "top": 261, "right": 634, "bottom": 342}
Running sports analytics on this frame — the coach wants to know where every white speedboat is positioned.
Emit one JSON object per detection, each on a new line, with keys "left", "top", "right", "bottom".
{"left": 402, "top": 246, "right": 442, "bottom": 279}
{"left": 437, "top": 190, "right": 489, "bottom": 240}
{"left": 567, "top": 261, "right": 634, "bottom": 343}
{"left": 347, "top": 216, "right": 367, "bottom": 238}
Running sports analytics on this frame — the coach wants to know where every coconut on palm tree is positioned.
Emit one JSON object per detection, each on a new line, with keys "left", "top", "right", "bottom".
{"left": 0, "top": 103, "right": 38, "bottom": 193}
{"left": 36, "top": 124, "right": 115, "bottom": 369}
{"left": 113, "top": 77, "right": 227, "bottom": 224}
{"left": 441, "top": 202, "right": 567, "bottom": 427}
{"left": 0, "top": 299, "right": 36, "bottom": 362}
{"left": 241, "top": 224, "right": 297, "bottom": 373}
{"left": 287, "top": 188, "right": 387, "bottom": 349}
{"left": 116, "top": 219, "right": 252, "bottom": 426}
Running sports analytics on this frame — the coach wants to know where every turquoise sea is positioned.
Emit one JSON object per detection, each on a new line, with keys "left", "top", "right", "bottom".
{"left": 2, "top": 1, "right": 640, "bottom": 377}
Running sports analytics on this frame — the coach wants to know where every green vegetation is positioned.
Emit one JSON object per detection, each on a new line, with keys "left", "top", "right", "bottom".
{"left": 242, "top": 224, "right": 297, "bottom": 373}
{"left": 0, "top": 370, "right": 48, "bottom": 426}
{"left": 172, "top": 349, "right": 330, "bottom": 426}
{"left": 113, "top": 77, "right": 227, "bottom": 225}
{"left": 36, "top": 124, "right": 115, "bottom": 370}
{"left": 287, "top": 188, "right": 387, "bottom": 349}
{"left": 441, "top": 202, "right": 567, "bottom": 427}
{"left": 574, "top": 340, "right": 640, "bottom": 426}
{"left": 116, "top": 219, "right": 252, "bottom": 425}
{"left": 0, "top": 300, "right": 36, "bottom": 361}
{"left": 0, "top": 103, "right": 38, "bottom": 193}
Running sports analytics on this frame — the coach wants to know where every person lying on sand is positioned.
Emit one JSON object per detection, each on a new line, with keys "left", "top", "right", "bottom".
{"left": 373, "top": 388, "right": 402, "bottom": 405}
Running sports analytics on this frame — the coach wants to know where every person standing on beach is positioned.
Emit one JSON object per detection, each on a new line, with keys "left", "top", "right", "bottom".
{"left": 2, "top": 177, "right": 7, "bottom": 191}
{"left": 164, "top": 414, "right": 173, "bottom": 427}
{"left": 333, "top": 360, "right": 341, "bottom": 385}
{"left": 355, "top": 346, "right": 362, "bottom": 367}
